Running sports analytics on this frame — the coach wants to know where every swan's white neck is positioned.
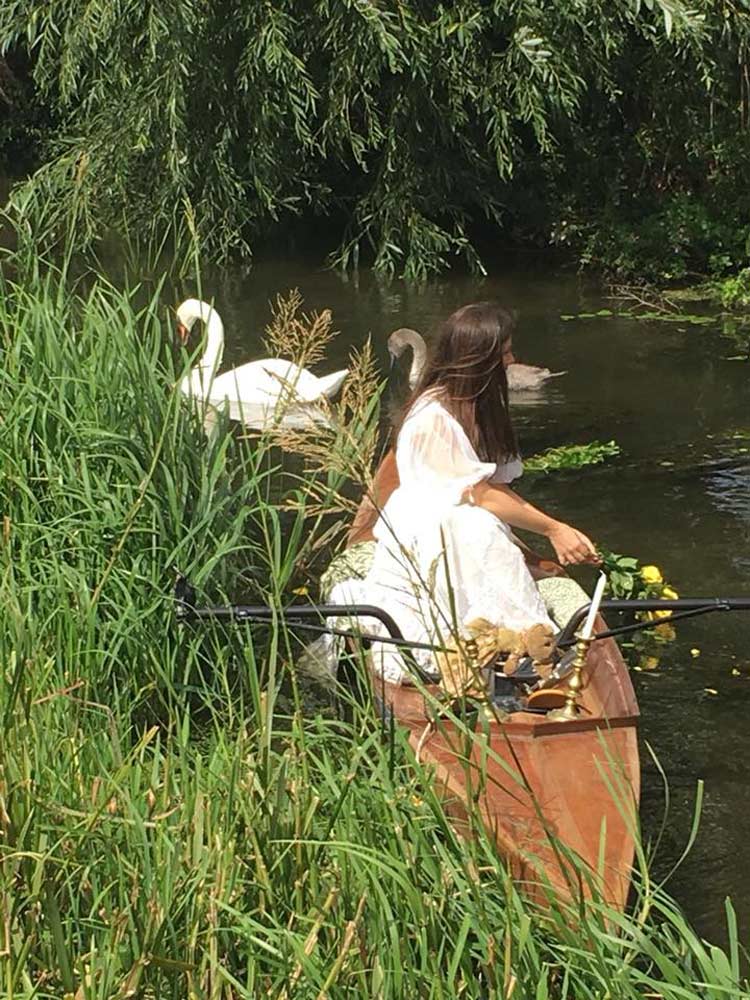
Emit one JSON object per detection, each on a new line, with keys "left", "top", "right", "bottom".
{"left": 389, "top": 329, "right": 427, "bottom": 389}
{"left": 178, "top": 299, "right": 224, "bottom": 397}
{"left": 406, "top": 338, "right": 426, "bottom": 388}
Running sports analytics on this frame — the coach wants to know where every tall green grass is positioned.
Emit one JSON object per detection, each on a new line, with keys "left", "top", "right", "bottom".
{"left": 1, "top": 268, "right": 748, "bottom": 998}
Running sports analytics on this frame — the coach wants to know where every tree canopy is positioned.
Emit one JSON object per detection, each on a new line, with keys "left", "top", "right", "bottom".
{"left": 2, "top": 1, "right": 749, "bottom": 278}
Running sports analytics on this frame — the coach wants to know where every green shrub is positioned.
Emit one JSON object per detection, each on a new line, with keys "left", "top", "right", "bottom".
{"left": 3, "top": 1, "right": 749, "bottom": 278}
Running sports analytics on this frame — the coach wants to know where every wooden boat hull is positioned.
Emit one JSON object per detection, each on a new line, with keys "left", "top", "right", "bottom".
{"left": 347, "top": 450, "right": 640, "bottom": 909}
{"left": 377, "top": 657, "right": 639, "bottom": 909}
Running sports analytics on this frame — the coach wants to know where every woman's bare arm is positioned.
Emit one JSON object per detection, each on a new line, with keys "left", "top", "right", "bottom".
{"left": 509, "top": 532, "right": 567, "bottom": 579}
{"left": 470, "top": 481, "right": 599, "bottom": 566}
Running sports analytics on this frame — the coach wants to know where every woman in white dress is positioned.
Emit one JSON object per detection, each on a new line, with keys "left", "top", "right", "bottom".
{"left": 330, "top": 302, "right": 599, "bottom": 683}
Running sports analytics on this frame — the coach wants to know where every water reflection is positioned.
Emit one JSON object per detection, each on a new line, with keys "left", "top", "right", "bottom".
{"left": 705, "top": 460, "right": 750, "bottom": 520}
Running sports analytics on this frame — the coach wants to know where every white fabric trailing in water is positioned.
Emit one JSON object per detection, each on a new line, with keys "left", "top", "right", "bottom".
{"left": 330, "top": 393, "right": 553, "bottom": 683}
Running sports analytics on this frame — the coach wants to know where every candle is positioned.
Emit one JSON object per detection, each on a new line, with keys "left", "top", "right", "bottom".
{"left": 581, "top": 571, "right": 607, "bottom": 639}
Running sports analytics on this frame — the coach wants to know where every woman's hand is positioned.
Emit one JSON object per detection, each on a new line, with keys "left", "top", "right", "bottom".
{"left": 470, "top": 482, "right": 601, "bottom": 565}
{"left": 546, "top": 520, "right": 600, "bottom": 566}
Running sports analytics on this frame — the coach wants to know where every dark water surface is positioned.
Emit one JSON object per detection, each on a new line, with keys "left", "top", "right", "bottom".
{"left": 197, "top": 254, "right": 750, "bottom": 944}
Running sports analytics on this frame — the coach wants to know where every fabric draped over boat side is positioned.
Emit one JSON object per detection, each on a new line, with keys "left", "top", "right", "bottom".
{"left": 326, "top": 395, "right": 554, "bottom": 684}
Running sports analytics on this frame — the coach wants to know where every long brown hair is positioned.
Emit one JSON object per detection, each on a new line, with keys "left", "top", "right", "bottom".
{"left": 395, "top": 301, "right": 519, "bottom": 462}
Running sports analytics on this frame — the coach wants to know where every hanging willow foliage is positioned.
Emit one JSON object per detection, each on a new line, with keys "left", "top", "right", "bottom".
{"left": 2, "top": 1, "right": 748, "bottom": 277}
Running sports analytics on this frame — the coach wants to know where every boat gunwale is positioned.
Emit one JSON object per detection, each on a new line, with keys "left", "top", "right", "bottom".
{"left": 374, "top": 673, "right": 640, "bottom": 737}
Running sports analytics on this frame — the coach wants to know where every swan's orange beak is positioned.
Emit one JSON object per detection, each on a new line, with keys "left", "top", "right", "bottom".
{"left": 177, "top": 322, "right": 189, "bottom": 344}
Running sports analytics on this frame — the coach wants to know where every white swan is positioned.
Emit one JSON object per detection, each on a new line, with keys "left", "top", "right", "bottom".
{"left": 176, "top": 299, "right": 348, "bottom": 428}
{"left": 387, "top": 327, "right": 566, "bottom": 392}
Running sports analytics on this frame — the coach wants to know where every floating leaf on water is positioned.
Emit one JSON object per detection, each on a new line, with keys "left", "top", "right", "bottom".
{"left": 525, "top": 440, "right": 621, "bottom": 474}
{"left": 624, "top": 310, "right": 716, "bottom": 325}
{"left": 560, "top": 314, "right": 575, "bottom": 321}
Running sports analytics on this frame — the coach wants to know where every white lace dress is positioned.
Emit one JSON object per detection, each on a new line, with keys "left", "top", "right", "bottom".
{"left": 329, "top": 393, "right": 554, "bottom": 683}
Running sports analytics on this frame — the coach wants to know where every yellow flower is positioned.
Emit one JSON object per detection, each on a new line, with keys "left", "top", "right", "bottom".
{"left": 639, "top": 655, "right": 661, "bottom": 671}
{"left": 661, "top": 586, "right": 679, "bottom": 600}
{"left": 645, "top": 608, "right": 672, "bottom": 621}
{"left": 640, "top": 565, "right": 663, "bottom": 584}
{"left": 655, "top": 623, "right": 676, "bottom": 641}
{"left": 690, "top": 647, "right": 701, "bottom": 658}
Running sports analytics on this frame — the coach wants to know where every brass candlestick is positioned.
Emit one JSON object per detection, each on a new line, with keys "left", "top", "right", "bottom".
{"left": 465, "top": 636, "right": 498, "bottom": 722}
{"left": 465, "top": 637, "right": 479, "bottom": 667}
{"left": 548, "top": 635, "right": 591, "bottom": 721}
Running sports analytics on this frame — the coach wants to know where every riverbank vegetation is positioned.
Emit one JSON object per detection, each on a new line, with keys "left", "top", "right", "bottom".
{"left": 1, "top": 1, "right": 749, "bottom": 283}
{"left": 1, "top": 260, "right": 748, "bottom": 997}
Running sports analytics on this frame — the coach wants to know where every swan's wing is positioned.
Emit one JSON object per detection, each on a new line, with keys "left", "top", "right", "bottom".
{"left": 253, "top": 361, "right": 348, "bottom": 401}
{"left": 240, "top": 362, "right": 347, "bottom": 401}
{"left": 210, "top": 360, "right": 301, "bottom": 400}
{"left": 313, "top": 368, "right": 348, "bottom": 400}
{"left": 507, "top": 364, "right": 566, "bottom": 390}
{"left": 206, "top": 358, "right": 347, "bottom": 404}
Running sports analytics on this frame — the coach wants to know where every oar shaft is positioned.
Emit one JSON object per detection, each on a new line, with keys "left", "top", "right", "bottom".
{"left": 558, "top": 597, "right": 750, "bottom": 647}
{"left": 176, "top": 600, "right": 437, "bottom": 682}
{"left": 176, "top": 589, "right": 750, "bottom": 680}
{"left": 178, "top": 601, "right": 407, "bottom": 639}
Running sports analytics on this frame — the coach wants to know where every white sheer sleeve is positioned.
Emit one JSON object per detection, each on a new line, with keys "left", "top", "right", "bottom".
{"left": 396, "top": 399, "right": 496, "bottom": 504}
{"left": 490, "top": 456, "right": 524, "bottom": 484}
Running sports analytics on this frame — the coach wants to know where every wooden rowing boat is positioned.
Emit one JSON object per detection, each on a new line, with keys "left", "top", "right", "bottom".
{"left": 344, "top": 451, "right": 640, "bottom": 910}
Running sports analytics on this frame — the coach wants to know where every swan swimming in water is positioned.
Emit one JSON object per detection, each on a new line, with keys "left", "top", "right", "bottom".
{"left": 387, "top": 327, "right": 566, "bottom": 393}
{"left": 176, "top": 299, "right": 348, "bottom": 428}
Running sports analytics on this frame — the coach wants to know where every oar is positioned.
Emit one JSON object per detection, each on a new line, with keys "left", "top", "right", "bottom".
{"left": 556, "top": 596, "right": 750, "bottom": 648}
{"left": 174, "top": 576, "right": 750, "bottom": 689}
{"left": 174, "top": 575, "right": 441, "bottom": 683}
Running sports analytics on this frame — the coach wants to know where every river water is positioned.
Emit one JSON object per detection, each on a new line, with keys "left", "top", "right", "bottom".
{"left": 191, "top": 252, "right": 749, "bottom": 944}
